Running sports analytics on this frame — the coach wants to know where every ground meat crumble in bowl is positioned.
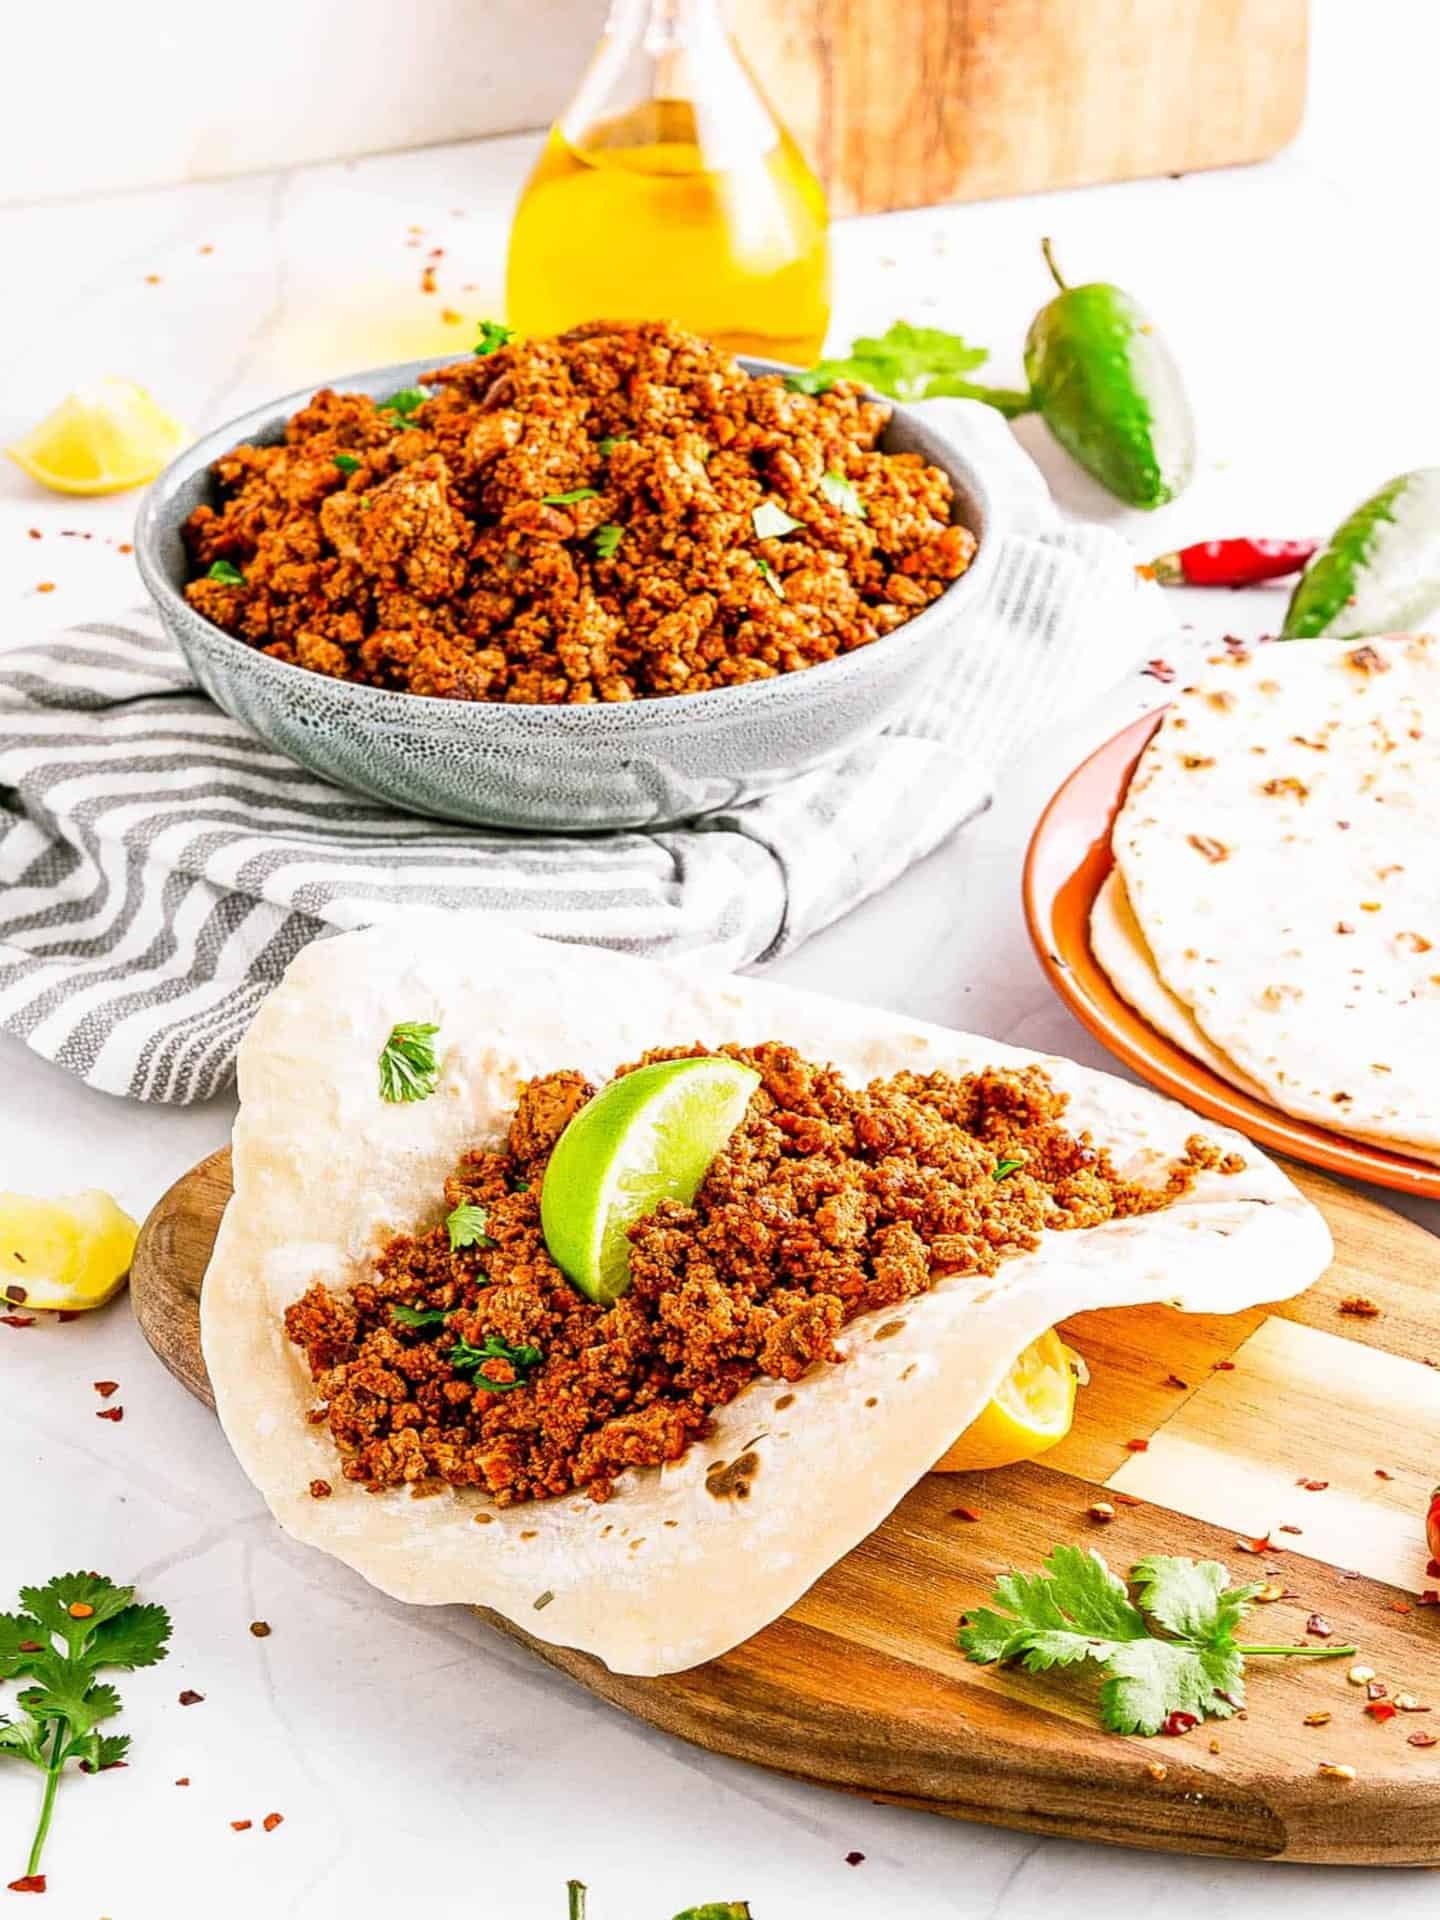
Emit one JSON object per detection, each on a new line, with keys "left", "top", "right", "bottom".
{"left": 284, "top": 1042, "right": 1242, "bottom": 1510}
{"left": 134, "top": 322, "right": 1002, "bottom": 832}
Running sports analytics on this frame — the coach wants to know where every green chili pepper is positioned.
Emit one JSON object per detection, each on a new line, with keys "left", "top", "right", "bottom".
{"left": 1281, "top": 468, "right": 1440, "bottom": 638}
{"left": 1023, "top": 238, "right": 1195, "bottom": 510}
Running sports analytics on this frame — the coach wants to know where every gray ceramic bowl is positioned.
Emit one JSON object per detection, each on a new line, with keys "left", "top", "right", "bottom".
{"left": 135, "top": 356, "right": 1001, "bottom": 832}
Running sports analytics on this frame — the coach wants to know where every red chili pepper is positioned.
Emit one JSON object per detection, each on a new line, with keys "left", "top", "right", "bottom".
{"left": 1427, "top": 1486, "right": 1440, "bottom": 1567}
{"left": 1143, "top": 539, "right": 1317, "bottom": 588}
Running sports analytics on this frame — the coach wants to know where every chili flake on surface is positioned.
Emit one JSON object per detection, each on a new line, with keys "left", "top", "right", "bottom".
{"left": 286, "top": 1044, "right": 1236, "bottom": 1509}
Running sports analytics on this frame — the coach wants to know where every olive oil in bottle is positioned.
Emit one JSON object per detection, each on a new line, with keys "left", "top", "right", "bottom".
{"left": 505, "top": 0, "right": 830, "bottom": 365}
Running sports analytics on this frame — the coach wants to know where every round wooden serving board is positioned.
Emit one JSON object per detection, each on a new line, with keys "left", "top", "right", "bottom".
{"left": 133, "top": 1149, "right": 1440, "bottom": 1865}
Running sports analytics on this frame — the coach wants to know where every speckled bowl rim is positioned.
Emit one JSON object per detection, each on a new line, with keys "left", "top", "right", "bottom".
{"left": 134, "top": 353, "right": 1002, "bottom": 730}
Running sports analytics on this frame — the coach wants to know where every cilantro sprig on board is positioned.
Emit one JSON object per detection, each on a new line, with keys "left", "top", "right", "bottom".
{"left": 786, "top": 320, "right": 1033, "bottom": 418}
{"left": 378, "top": 1021, "right": 441, "bottom": 1103}
{"left": 566, "top": 1884, "right": 750, "bottom": 1920}
{"left": 0, "top": 1572, "right": 172, "bottom": 1888}
{"left": 959, "top": 1547, "right": 1354, "bottom": 1735}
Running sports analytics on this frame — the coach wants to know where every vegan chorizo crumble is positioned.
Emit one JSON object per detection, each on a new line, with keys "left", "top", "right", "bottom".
{"left": 183, "top": 321, "right": 976, "bottom": 703}
{"left": 285, "top": 1045, "right": 1241, "bottom": 1507}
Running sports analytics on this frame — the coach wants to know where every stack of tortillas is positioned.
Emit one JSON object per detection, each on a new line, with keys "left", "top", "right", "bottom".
{"left": 1092, "top": 632, "right": 1440, "bottom": 1165}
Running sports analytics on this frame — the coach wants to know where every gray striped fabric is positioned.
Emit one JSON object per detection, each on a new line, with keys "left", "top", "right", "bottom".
{"left": 0, "top": 401, "right": 1157, "bottom": 1102}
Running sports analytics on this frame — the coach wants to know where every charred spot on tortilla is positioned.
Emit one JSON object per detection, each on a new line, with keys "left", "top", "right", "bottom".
{"left": 707, "top": 1452, "right": 761, "bottom": 1501}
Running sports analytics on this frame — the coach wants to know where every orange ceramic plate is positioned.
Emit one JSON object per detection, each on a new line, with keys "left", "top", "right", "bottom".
{"left": 1023, "top": 710, "right": 1440, "bottom": 1200}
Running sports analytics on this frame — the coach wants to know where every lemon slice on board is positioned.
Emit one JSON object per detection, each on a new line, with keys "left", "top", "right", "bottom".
{"left": 540, "top": 1057, "right": 761, "bottom": 1306}
{"left": 938, "top": 1327, "right": 1083, "bottom": 1472}
{"left": 0, "top": 1190, "right": 139, "bottom": 1311}
{"left": 7, "top": 379, "right": 188, "bottom": 495}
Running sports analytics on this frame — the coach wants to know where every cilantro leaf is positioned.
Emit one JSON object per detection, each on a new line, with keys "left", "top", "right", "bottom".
{"left": 818, "top": 469, "right": 866, "bottom": 520}
{"left": 391, "top": 1303, "right": 450, "bottom": 1330}
{"left": 0, "top": 1571, "right": 172, "bottom": 1880}
{"left": 542, "top": 488, "right": 599, "bottom": 506}
{"left": 450, "top": 1332, "right": 542, "bottom": 1391}
{"left": 751, "top": 501, "right": 802, "bottom": 541}
{"left": 959, "top": 1546, "right": 1354, "bottom": 1737}
{"left": 333, "top": 453, "right": 361, "bottom": 474}
{"left": 597, "top": 436, "right": 629, "bottom": 456}
{"left": 378, "top": 1020, "right": 440, "bottom": 1104}
{"left": 756, "top": 556, "right": 785, "bottom": 600}
{"left": 593, "top": 523, "right": 624, "bottom": 561}
{"left": 672, "top": 1908, "right": 752, "bottom": 1919}
{"left": 446, "top": 1202, "right": 494, "bottom": 1251}
{"left": 992, "top": 1157, "right": 1025, "bottom": 1181}
{"left": 786, "top": 320, "right": 1035, "bottom": 418}
{"left": 205, "top": 559, "right": 244, "bottom": 585}
{"left": 381, "top": 386, "right": 427, "bottom": 420}
{"left": 475, "top": 320, "right": 513, "bottom": 356}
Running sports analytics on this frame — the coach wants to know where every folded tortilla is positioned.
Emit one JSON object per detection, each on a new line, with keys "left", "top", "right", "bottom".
{"left": 201, "top": 919, "right": 1332, "bottom": 1675}
{"left": 1112, "top": 634, "right": 1440, "bottom": 1158}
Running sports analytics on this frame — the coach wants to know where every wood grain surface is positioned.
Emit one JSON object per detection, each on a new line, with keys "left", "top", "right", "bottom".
{"left": 730, "top": 0, "right": 1309, "bottom": 215}
{"left": 131, "top": 1148, "right": 1440, "bottom": 1864}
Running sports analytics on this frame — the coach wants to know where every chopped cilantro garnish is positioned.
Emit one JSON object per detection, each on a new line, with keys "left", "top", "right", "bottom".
{"left": 542, "top": 487, "right": 599, "bottom": 506}
{"left": 381, "top": 386, "right": 426, "bottom": 420}
{"left": 391, "top": 1304, "right": 450, "bottom": 1330}
{"left": 751, "top": 501, "right": 802, "bottom": 541}
{"left": 756, "top": 556, "right": 785, "bottom": 600}
{"left": 0, "top": 1571, "right": 172, "bottom": 1883}
{"left": 597, "top": 436, "right": 629, "bottom": 456}
{"left": 782, "top": 369, "right": 835, "bottom": 396}
{"left": 818, "top": 469, "right": 866, "bottom": 519}
{"left": 333, "top": 453, "right": 361, "bottom": 474}
{"left": 446, "top": 1202, "right": 494, "bottom": 1251}
{"left": 205, "top": 559, "right": 244, "bottom": 585}
{"left": 992, "top": 1158, "right": 1025, "bottom": 1181}
{"left": 959, "top": 1546, "right": 1355, "bottom": 1736}
{"left": 474, "top": 320, "right": 514, "bottom": 356}
{"left": 450, "top": 1332, "right": 542, "bottom": 1391}
{"left": 377, "top": 1020, "right": 440, "bottom": 1103}
{"left": 593, "top": 523, "right": 624, "bottom": 561}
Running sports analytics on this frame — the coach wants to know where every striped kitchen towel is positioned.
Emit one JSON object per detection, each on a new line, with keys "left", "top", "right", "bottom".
{"left": 0, "top": 400, "right": 1161, "bottom": 1102}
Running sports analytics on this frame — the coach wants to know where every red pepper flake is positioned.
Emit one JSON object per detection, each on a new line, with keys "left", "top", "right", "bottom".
{"left": 1409, "top": 1732, "right": 1439, "bottom": 1749}
{"left": 1366, "top": 1701, "right": 1398, "bottom": 1722}
{"left": 176, "top": 1776, "right": 190, "bottom": 1786}
{"left": 27, "top": 528, "right": 42, "bottom": 539}
{"left": 78, "top": 1756, "right": 127, "bottom": 1773}
{"left": 18, "top": 1641, "right": 42, "bottom": 1653}
{"left": 1235, "top": 1535, "right": 1273, "bottom": 1555}
{"left": 1278, "top": 1524, "right": 1304, "bottom": 1535}
{"left": 1298, "top": 1479, "right": 1329, "bottom": 1492}
{"left": 1, "top": 1313, "right": 35, "bottom": 1328}
{"left": 1366, "top": 1680, "right": 1388, "bottom": 1700}
{"left": 118, "top": 542, "right": 133, "bottom": 554}
{"left": 1112, "top": 1491, "right": 1143, "bottom": 1507}
{"left": 67, "top": 1601, "right": 94, "bottom": 1619}
{"left": 419, "top": 264, "right": 438, "bottom": 294}
{"left": 262, "top": 1812, "right": 285, "bottom": 1833}
{"left": 1125, "top": 1438, "right": 1150, "bottom": 1453}
{"left": 949, "top": 1506, "right": 982, "bottom": 1522}
{"left": 1390, "top": 1600, "right": 1413, "bottom": 1614}
{"left": 1374, "top": 1468, "right": 1395, "bottom": 1480}
{"left": 1164, "top": 1373, "right": 1188, "bottom": 1389}
{"left": 1214, "top": 1359, "right": 1236, "bottom": 1371}
{"left": 249, "top": 1619, "right": 271, "bottom": 1637}
{"left": 1339, "top": 1295, "right": 1381, "bottom": 1317}
{"left": 231, "top": 1819, "right": 252, "bottom": 1832}
{"left": 96, "top": 1405, "right": 124, "bottom": 1422}
{"left": 1145, "top": 1760, "right": 1168, "bottom": 1781}
{"left": 199, "top": 244, "right": 214, "bottom": 254}
{"left": 7, "top": 1875, "right": 46, "bottom": 1893}
{"left": 35, "top": 582, "right": 56, "bottom": 593}
{"left": 1428, "top": 1559, "right": 1440, "bottom": 1578}
{"left": 308, "top": 1478, "right": 332, "bottom": 1499}
{"left": 1162, "top": 1710, "right": 1199, "bottom": 1737}
{"left": 441, "top": 307, "right": 463, "bottom": 325}
{"left": 844, "top": 1851, "right": 864, "bottom": 1866}
{"left": 1143, "top": 659, "right": 1177, "bottom": 684}
{"left": 144, "top": 273, "right": 162, "bottom": 285}
{"left": 94, "top": 1380, "right": 119, "bottom": 1397}
{"left": 178, "top": 1689, "right": 205, "bottom": 1706}
{"left": 1306, "top": 1614, "right": 1334, "bottom": 1638}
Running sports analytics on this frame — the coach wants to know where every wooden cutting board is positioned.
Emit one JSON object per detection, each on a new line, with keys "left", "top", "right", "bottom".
{"left": 731, "top": 0, "right": 1309, "bottom": 215}
{"left": 131, "top": 1148, "right": 1440, "bottom": 1865}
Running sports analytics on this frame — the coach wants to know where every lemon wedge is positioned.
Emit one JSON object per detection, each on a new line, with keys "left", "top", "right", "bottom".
{"left": 6, "top": 379, "right": 188, "bottom": 495}
{"left": 938, "top": 1328, "right": 1083, "bottom": 1472}
{"left": 0, "top": 1190, "right": 139, "bottom": 1311}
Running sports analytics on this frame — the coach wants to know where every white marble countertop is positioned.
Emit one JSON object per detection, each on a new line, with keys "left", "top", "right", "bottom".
{"left": 3, "top": 3, "right": 1438, "bottom": 1912}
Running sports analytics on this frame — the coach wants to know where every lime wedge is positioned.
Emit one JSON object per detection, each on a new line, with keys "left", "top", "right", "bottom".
{"left": 540, "top": 1057, "right": 761, "bottom": 1305}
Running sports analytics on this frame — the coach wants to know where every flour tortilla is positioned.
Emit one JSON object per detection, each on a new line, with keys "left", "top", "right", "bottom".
{"left": 1092, "top": 866, "right": 1440, "bottom": 1165}
{"left": 1114, "top": 634, "right": 1440, "bottom": 1153}
{"left": 201, "top": 919, "right": 1331, "bottom": 1676}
